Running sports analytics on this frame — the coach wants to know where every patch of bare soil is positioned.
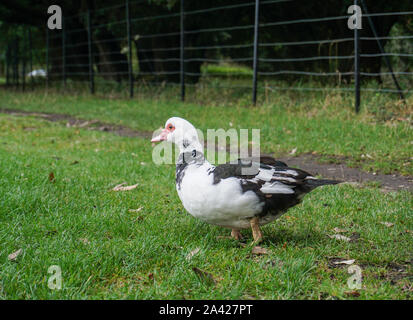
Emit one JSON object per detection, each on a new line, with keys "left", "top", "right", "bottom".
{"left": 1, "top": 108, "right": 412, "bottom": 192}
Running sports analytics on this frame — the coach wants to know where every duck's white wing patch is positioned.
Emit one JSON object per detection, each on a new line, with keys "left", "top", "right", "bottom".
{"left": 260, "top": 181, "right": 295, "bottom": 194}
{"left": 255, "top": 168, "right": 275, "bottom": 181}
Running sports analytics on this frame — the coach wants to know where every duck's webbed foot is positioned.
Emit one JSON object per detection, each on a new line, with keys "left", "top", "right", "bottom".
{"left": 250, "top": 217, "right": 263, "bottom": 244}
{"left": 231, "top": 229, "right": 243, "bottom": 240}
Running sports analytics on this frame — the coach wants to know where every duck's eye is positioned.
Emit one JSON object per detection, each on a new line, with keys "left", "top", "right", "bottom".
{"left": 167, "top": 124, "right": 175, "bottom": 131}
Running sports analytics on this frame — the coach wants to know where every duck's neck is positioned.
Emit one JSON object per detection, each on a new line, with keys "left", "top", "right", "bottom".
{"left": 179, "top": 140, "right": 204, "bottom": 155}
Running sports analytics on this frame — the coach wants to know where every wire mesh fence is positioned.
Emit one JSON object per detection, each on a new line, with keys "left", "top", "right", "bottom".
{"left": 3, "top": 0, "right": 413, "bottom": 111}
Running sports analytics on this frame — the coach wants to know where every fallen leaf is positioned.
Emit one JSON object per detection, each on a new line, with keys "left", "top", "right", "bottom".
{"left": 186, "top": 248, "right": 200, "bottom": 261}
{"left": 112, "top": 183, "right": 138, "bottom": 191}
{"left": 48, "top": 172, "right": 55, "bottom": 182}
{"left": 380, "top": 222, "right": 394, "bottom": 228}
{"left": 8, "top": 249, "right": 22, "bottom": 261}
{"left": 290, "top": 147, "right": 297, "bottom": 155}
{"left": 128, "top": 207, "right": 143, "bottom": 213}
{"left": 251, "top": 246, "right": 268, "bottom": 255}
{"left": 333, "top": 259, "right": 355, "bottom": 265}
{"left": 192, "top": 267, "right": 216, "bottom": 285}
{"left": 329, "top": 234, "right": 351, "bottom": 242}
{"left": 70, "top": 160, "right": 79, "bottom": 165}
{"left": 345, "top": 291, "right": 360, "bottom": 297}
{"left": 148, "top": 273, "right": 154, "bottom": 280}
{"left": 333, "top": 227, "right": 348, "bottom": 233}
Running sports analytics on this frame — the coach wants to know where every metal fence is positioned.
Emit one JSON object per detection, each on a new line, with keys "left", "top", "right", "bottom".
{"left": 3, "top": 0, "right": 413, "bottom": 112}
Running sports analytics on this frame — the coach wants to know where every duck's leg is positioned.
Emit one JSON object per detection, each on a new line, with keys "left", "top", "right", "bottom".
{"left": 231, "top": 229, "right": 243, "bottom": 240}
{"left": 250, "top": 217, "right": 263, "bottom": 243}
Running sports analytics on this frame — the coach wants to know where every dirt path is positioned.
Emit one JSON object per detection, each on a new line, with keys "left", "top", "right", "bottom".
{"left": 1, "top": 108, "right": 412, "bottom": 192}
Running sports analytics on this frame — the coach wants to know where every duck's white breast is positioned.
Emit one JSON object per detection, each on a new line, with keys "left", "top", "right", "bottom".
{"left": 177, "top": 164, "right": 266, "bottom": 229}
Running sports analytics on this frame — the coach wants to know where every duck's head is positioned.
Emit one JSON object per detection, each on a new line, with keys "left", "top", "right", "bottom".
{"left": 151, "top": 117, "right": 203, "bottom": 153}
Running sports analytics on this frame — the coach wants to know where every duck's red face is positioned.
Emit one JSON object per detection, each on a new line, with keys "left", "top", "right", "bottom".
{"left": 151, "top": 122, "right": 175, "bottom": 142}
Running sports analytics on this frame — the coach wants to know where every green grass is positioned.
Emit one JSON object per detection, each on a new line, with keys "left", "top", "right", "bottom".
{"left": 0, "top": 115, "right": 412, "bottom": 299}
{"left": 0, "top": 86, "right": 411, "bottom": 175}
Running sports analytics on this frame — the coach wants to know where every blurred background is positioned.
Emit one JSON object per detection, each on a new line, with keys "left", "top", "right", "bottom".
{"left": 0, "top": 0, "right": 412, "bottom": 105}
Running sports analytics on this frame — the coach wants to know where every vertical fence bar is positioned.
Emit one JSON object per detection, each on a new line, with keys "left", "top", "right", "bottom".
{"left": 360, "top": 0, "right": 405, "bottom": 101}
{"left": 126, "top": 0, "right": 133, "bottom": 98}
{"left": 10, "top": 39, "right": 16, "bottom": 85}
{"left": 87, "top": 9, "right": 95, "bottom": 94}
{"left": 62, "top": 17, "right": 66, "bottom": 89}
{"left": 15, "top": 38, "right": 19, "bottom": 88}
{"left": 354, "top": 0, "right": 360, "bottom": 113}
{"left": 29, "top": 28, "right": 33, "bottom": 88}
{"left": 22, "top": 29, "right": 27, "bottom": 92}
{"left": 180, "top": 0, "right": 185, "bottom": 102}
{"left": 252, "top": 0, "right": 260, "bottom": 106}
{"left": 6, "top": 44, "right": 10, "bottom": 86}
{"left": 46, "top": 27, "right": 50, "bottom": 90}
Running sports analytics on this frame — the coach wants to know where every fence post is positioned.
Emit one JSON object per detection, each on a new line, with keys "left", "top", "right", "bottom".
{"left": 15, "top": 38, "right": 19, "bottom": 88}
{"left": 180, "top": 0, "right": 185, "bottom": 102}
{"left": 252, "top": 0, "right": 260, "bottom": 106}
{"left": 360, "top": 0, "right": 405, "bottom": 101}
{"left": 6, "top": 44, "right": 10, "bottom": 86}
{"left": 22, "top": 29, "right": 27, "bottom": 92}
{"left": 62, "top": 16, "right": 66, "bottom": 89}
{"left": 354, "top": 0, "right": 360, "bottom": 113}
{"left": 87, "top": 9, "right": 95, "bottom": 94}
{"left": 29, "top": 28, "right": 33, "bottom": 88}
{"left": 46, "top": 27, "right": 50, "bottom": 90}
{"left": 126, "top": 0, "right": 133, "bottom": 98}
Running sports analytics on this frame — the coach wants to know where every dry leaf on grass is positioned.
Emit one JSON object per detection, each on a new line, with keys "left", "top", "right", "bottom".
{"left": 251, "top": 246, "right": 268, "bottom": 255}
{"left": 112, "top": 183, "right": 138, "bottom": 191}
{"left": 186, "top": 248, "right": 200, "bottom": 261}
{"left": 333, "top": 227, "right": 348, "bottom": 233}
{"left": 328, "top": 234, "right": 351, "bottom": 242}
{"left": 333, "top": 259, "right": 355, "bottom": 265}
{"left": 290, "top": 147, "right": 297, "bottom": 155}
{"left": 345, "top": 291, "right": 360, "bottom": 297}
{"left": 8, "top": 249, "right": 22, "bottom": 261}
{"left": 48, "top": 172, "right": 55, "bottom": 182}
{"left": 128, "top": 207, "right": 143, "bottom": 213}
{"left": 380, "top": 222, "right": 394, "bottom": 228}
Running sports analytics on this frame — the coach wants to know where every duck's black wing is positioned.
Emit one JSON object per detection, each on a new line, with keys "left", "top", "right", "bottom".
{"left": 209, "top": 157, "right": 341, "bottom": 217}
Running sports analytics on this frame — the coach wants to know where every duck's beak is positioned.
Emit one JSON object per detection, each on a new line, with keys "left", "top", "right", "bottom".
{"left": 151, "top": 128, "right": 169, "bottom": 142}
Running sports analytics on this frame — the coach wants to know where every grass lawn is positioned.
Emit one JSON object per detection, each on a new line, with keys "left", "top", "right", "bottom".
{"left": 0, "top": 114, "right": 411, "bottom": 299}
{"left": 0, "top": 86, "right": 411, "bottom": 176}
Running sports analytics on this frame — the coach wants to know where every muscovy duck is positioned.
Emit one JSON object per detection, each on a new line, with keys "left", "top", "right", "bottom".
{"left": 151, "top": 117, "right": 341, "bottom": 243}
